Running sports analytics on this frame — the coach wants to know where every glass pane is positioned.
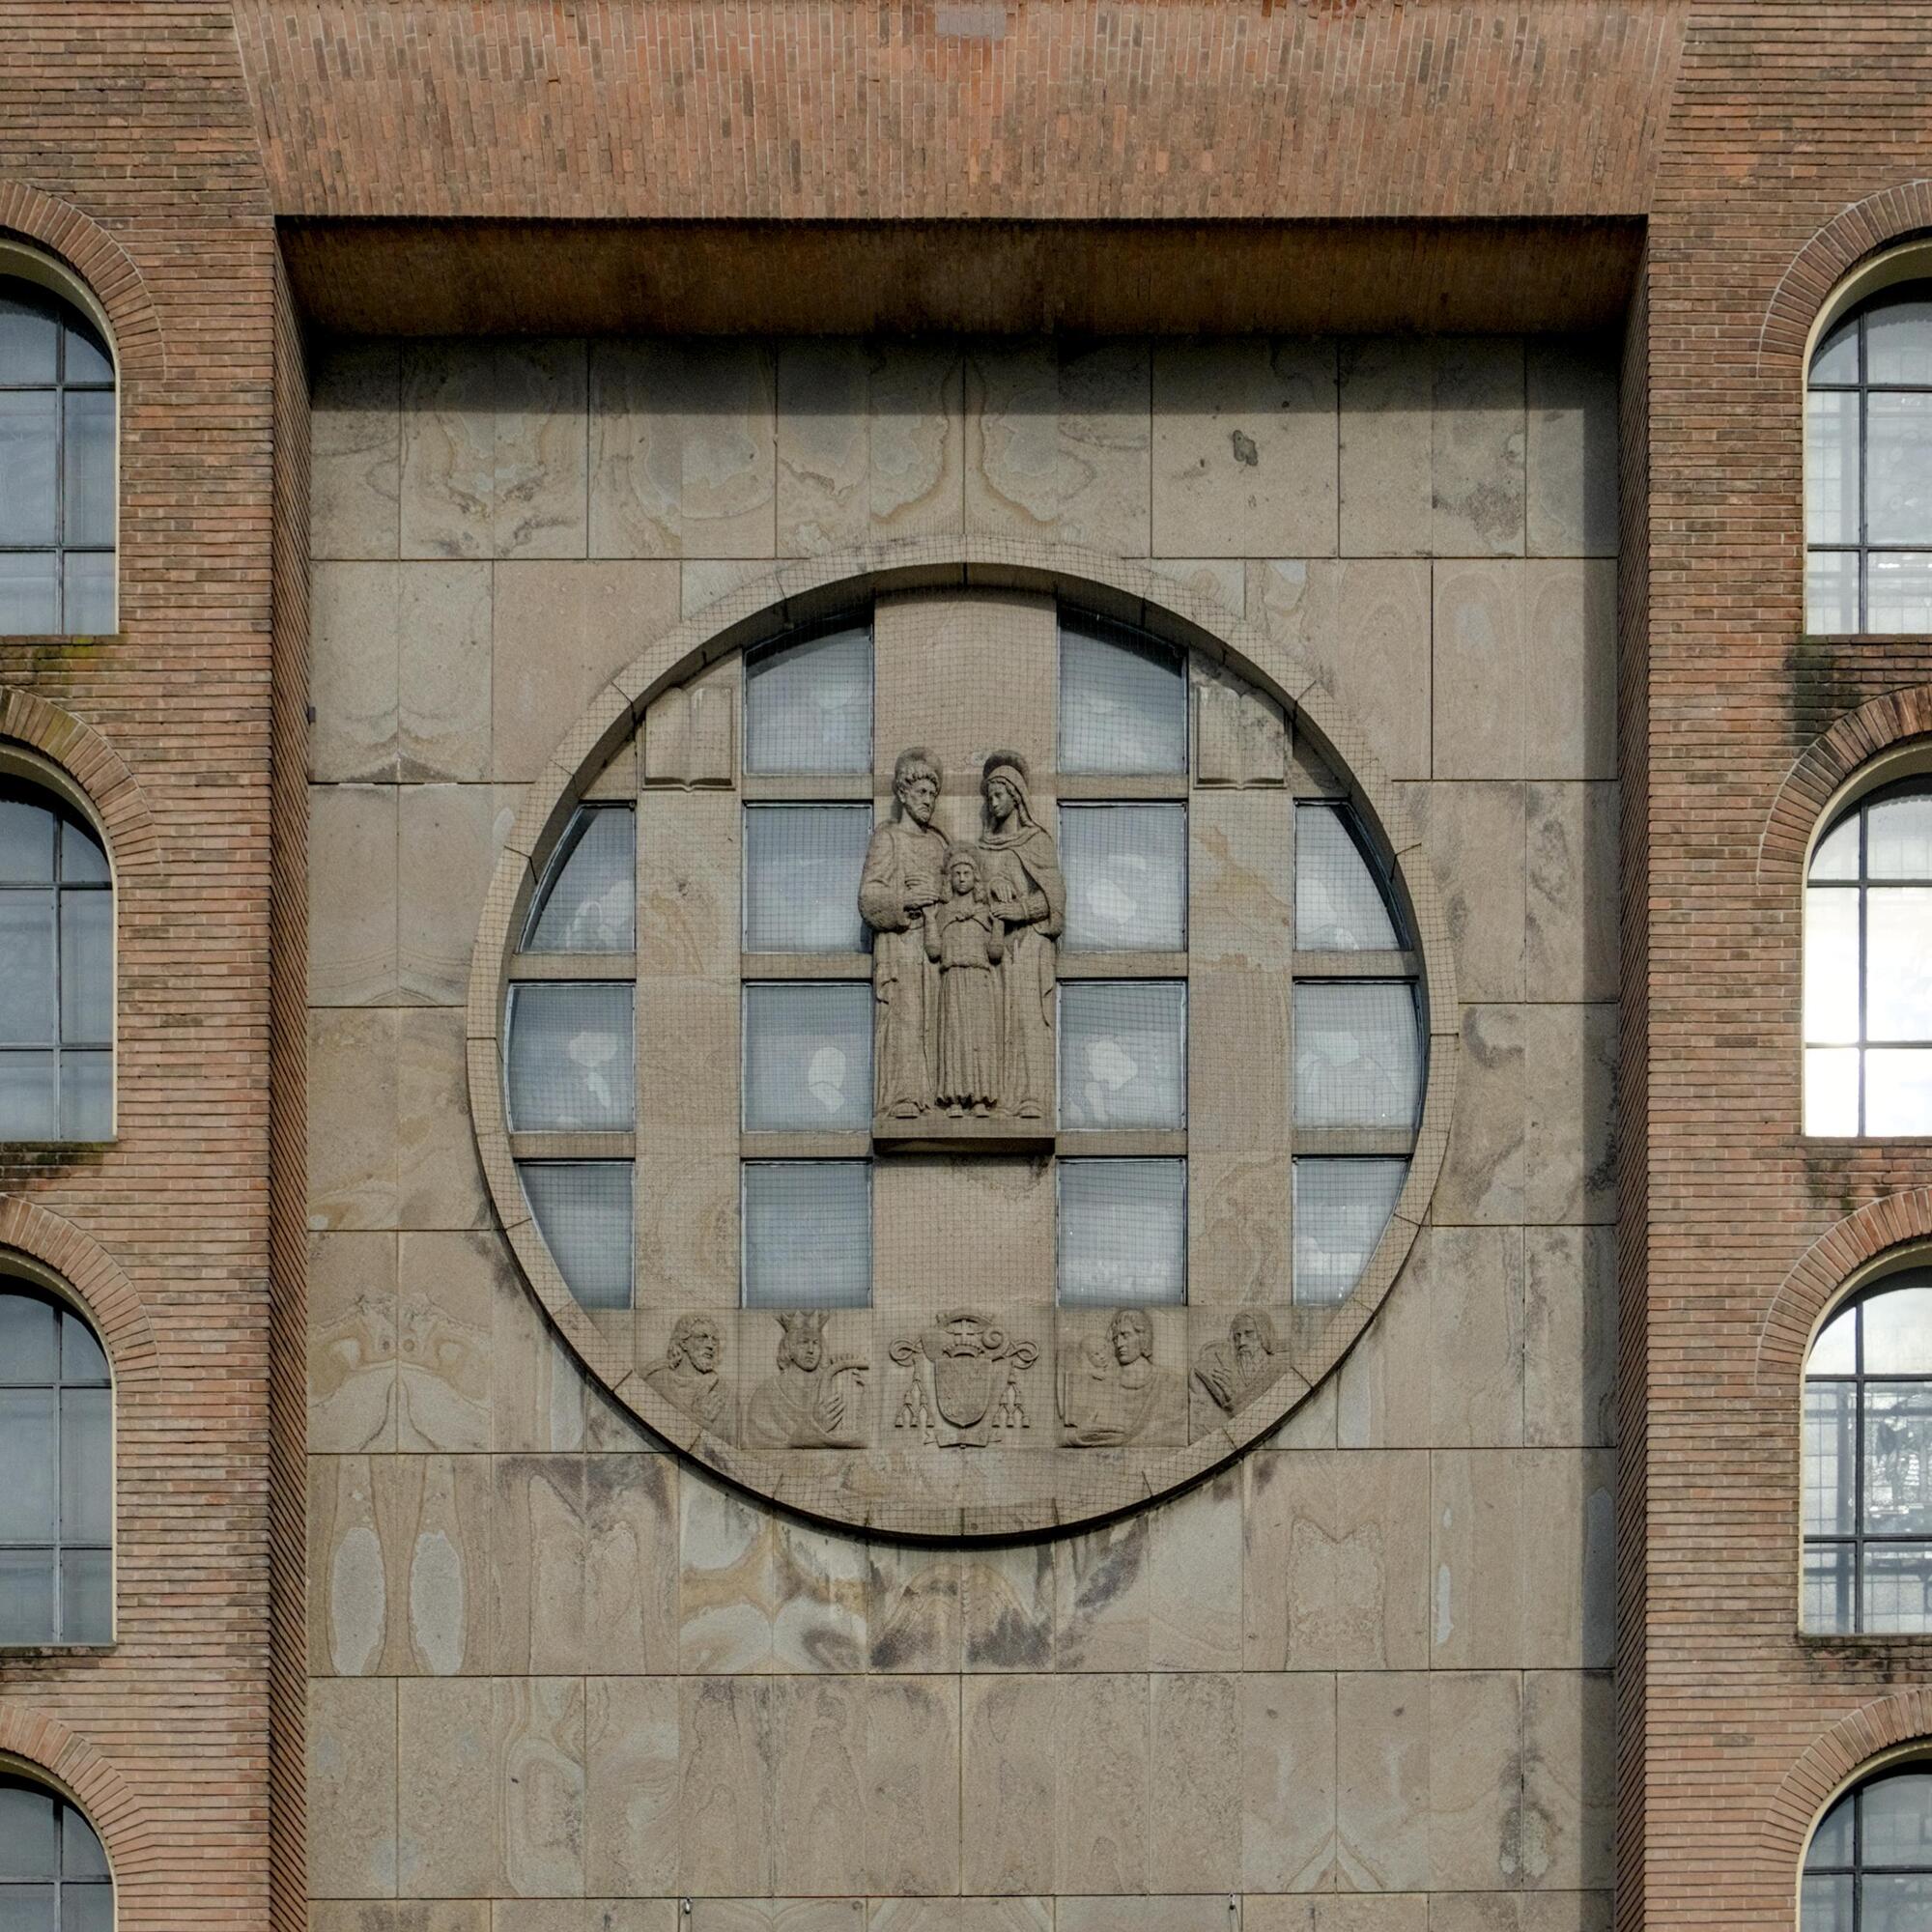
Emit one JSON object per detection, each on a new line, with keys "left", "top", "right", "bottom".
{"left": 58, "top": 821, "right": 107, "bottom": 888}
{"left": 1807, "top": 388, "right": 1861, "bottom": 545}
{"left": 0, "top": 553, "right": 56, "bottom": 636}
{"left": 1863, "top": 1282, "right": 1932, "bottom": 1373}
{"left": 1868, "top": 794, "right": 1932, "bottom": 878}
{"left": 1799, "top": 1873, "right": 1853, "bottom": 1932}
{"left": 59, "top": 1387, "right": 110, "bottom": 1546}
{"left": 1803, "top": 1540, "right": 1856, "bottom": 1635}
{"left": 0, "top": 1388, "right": 55, "bottom": 1541}
{"left": 1296, "top": 803, "right": 1400, "bottom": 951}
{"left": 0, "top": 391, "right": 57, "bottom": 547}
{"left": 1861, "top": 1543, "right": 1932, "bottom": 1636}
{"left": 1804, "top": 1046, "right": 1861, "bottom": 1135}
{"left": 0, "top": 891, "right": 55, "bottom": 1041}
{"left": 518, "top": 1162, "right": 633, "bottom": 1311}
{"left": 1803, "top": 1380, "right": 1856, "bottom": 1536}
{"left": 1867, "top": 297, "right": 1932, "bottom": 384}
{"left": 742, "top": 982, "right": 872, "bottom": 1130}
{"left": 0, "top": 798, "right": 55, "bottom": 884}
{"left": 61, "top": 1807, "right": 109, "bottom": 1880}
{"left": 59, "top": 1548, "right": 111, "bottom": 1645}
{"left": 0, "top": 1051, "right": 57, "bottom": 1139}
{"left": 525, "top": 806, "right": 635, "bottom": 952}
{"left": 1056, "top": 1159, "right": 1186, "bottom": 1306}
{"left": 61, "top": 390, "right": 114, "bottom": 549}
{"left": 63, "top": 313, "right": 113, "bottom": 387}
{"left": 1868, "top": 889, "right": 1932, "bottom": 1037}
{"left": 0, "top": 1785, "right": 55, "bottom": 1879}
{"left": 1293, "top": 1157, "right": 1407, "bottom": 1306}
{"left": 0, "top": 291, "right": 59, "bottom": 384}
{"left": 1865, "top": 1873, "right": 1932, "bottom": 1932}
{"left": 1864, "top": 1386, "right": 1932, "bottom": 1535}
{"left": 0, "top": 1549, "right": 54, "bottom": 1647}
{"left": 741, "top": 1161, "right": 870, "bottom": 1309}
{"left": 1058, "top": 617, "right": 1188, "bottom": 775}
{"left": 1804, "top": 888, "right": 1861, "bottom": 1044}
{"left": 0, "top": 1293, "right": 57, "bottom": 1384}
{"left": 1808, "top": 1303, "right": 1858, "bottom": 1376}
{"left": 1810, "top": 815, "right": 1860, "bottom": 882}
{"left": 61, "top": 1885, "right": 113, "bottom": 1932}
{"left": 1863, "top": 1768, "right": 1932, "bottom": 1864}
{"left": 59, "top": 890, "right": 112, "bottom": 1044}
{"left": 57, "top": 1051, "right": 111, "bottom": 1142}
{"left": 1293, "top": 982, "right": 1423, "bottom": 1130}
{"left": 1807, "top": 1788, "right": 1856, "bottom": 1869}
{"left": 1866, "top": 1048, "right": 1932, "bottom": 1134}
{"left": 744, "top": 806, "right": 871, "bottom": 953}
{"left": 1061, "top": 804, "right": 1186, "bottom": 952}
{"left": 1805, "top": 551, "right": 1861, "bottom": 635}
{"left": 1867, "top": 392, "right": 1932, "bottom": 544}
{"left": 1864, "top": 552, "right": 1932, "bottom": 632}
{"left": 60, "top": 1311, "right": 107, "bottom": 1385}
{"left": 504, "top": 983, "right": 634, "bottom": 1131}
{"left": 744, "top": 625, "right": 872, "bottom": 775}
{"left": 1058, "top": 980, "right": 1186, "bottom": 1130}
{"left": 61, "top": 551, "right": 114, "bottom": 635}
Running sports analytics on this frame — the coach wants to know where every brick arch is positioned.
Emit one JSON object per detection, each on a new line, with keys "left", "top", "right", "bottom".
{"left": 0, "top": 182, "right": 165, "bottom": 384}
{"left": 1759, "top": 180, "right": 1932, "bottom": 376}
{"left": 0, "top": 1704, "right": 159, "bottom": 1891}
{"left": 1755, "top": 683, "right": 1932, "bottom": 892}
{"left": 1762, "top": 1690, "right": 1932, "bottom": 1873}
{"left": 0, "top": 1194, "right": 162, "bottom": 1394}
{"left": 1754, "top": 1189, "right": 1932, "bottom": 1394}
{"left": 0, "top": 685, "right": 160, "bottom": 875}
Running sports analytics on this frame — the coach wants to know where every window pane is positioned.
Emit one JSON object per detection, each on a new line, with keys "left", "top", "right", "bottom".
{"left": 59, "top": 1548, "right": 111, "bottom": 1645}
{"left": 59, "top": 1387, "right": 110, "bottom": 1547}
{"left": 0, "top": 891, "right": 55, "bottom": 1041}
{"left": 742, "top": 1161, "right": 870, "bottom": 1308}
{"left": 1800, "top": 1873, "right": 1853, "bottom": 1932}
{"left": 0, "top": 1550, "right": 54, "bottom": 1647}
{"left": 0, "top": 1885, "right": 55, "bottom": 1932}
{"left": 59, "top": 890, "right": 112, "bottom": 1044}
{"left": 1810, "top": 815, "right": 1860, "bottom": 881}
{"left": 0, "top": 1051, "right": 58, "bottom": 1139}
{"left": 1061, "top": 804, "right": 1186, "bottom": 952}
{"left": 1861, "top": 1543, "right": 1932, "bottom": 1636}
{"left": 1864, "top": 1386, "right": 1932, "bottom": 1535}
{"left": 744, "top": 625, "right": 871, "bottom": 775}
{"left": 1803, "top": 1540, "right": 1856, "bottom": 1635}
{"left": 525, "top": 806, "right": 635, "bottom": 952}
{"left": 0, "top": 1785, "right": 55, "bottom": 1879}
{"left": 1863, "top": 1769, "right": 1932, "bottom": 1864}
{"left": 1808, "top": 1303, "right": 1858, "bottom": 1376}
{"left": 1803, "top": 1380, "right": 1856, "bottom": 1537}
{"left": 61, "top": 550, "right": 114, "bottom": 635}
{"left": 1807, "top": 388, "right": 1861, "bottom": 545}
{"left": 1296, "top": 803, "right": 1400, "bottom": 951}
{"left": 1059, "top": 617, "right": 1188, "bottom": 775}
{"left": 1861, "top": 1282, "right": 1932, "bottom": 1373}
{"left": 0, "top": 391, "right": 57, "bottom": 547}
{"left": 0, "top": 292, "right": 59, "bottom": 385}
{"left": 1056, "top": 1159, "right": 1186, "bottom": 1306}
{"left": 1293, "top": 1156, "right": 1406, "bottom": 1306}
{"left": 1867, "top": 298, "right": 1932, "bottom": 384}
{"left": 518, "top": 1161, "right": 633, "bottom": 1311}
{"left": 60, "top": 1311, "right": 107, "bottom": 1384}
{"left": 1804, "top": 550, "right": 1861, "bottom": 635}
{"left": 1865, "top": 1048, "right": 1932, "bottom": 1134}
{"left": 742, "top": 982, "right": 872, "bottom": 1130}
{"left": 1058, "top": 980, "right": 1186, "bottom": 1130}
{"left": 60, "top": 389, "right": 114, "bottom": 550}
{"left": 1804, "top": 888, "right": 1861, "bottom": 1044}
{"left": 0, "top": 798, "right": 55, "bottom": 884}
{"left": 744, "top": 806, "right": 871, "bottom": 953}
{"left": 1808, "top": 1788, "right": 1856, "bottom": 1870}
{"left": 505, "top": 983, "right": 635, "bottom": 1131}
{"left": 57, "top": 1051, "right": 111, "bottom": 1142}
{"left": 0, "top": 1293, "right": 57, "bottom": 1384}
{"left": 0, "top": 1388, "right": 55, "bottom": 1541}
{"left": 1864, "top": 551, "right": 1932, "bottom": 631}
{"left": 1866, "top": 392, "right": 1932, "bottom": 544}
{"left": 60, "top": 1806, "right": 109, "bottom": 1880}
{"left": 1867, "top": 793, "right": 1932, "bottom": 878}
{"left": 1293, "top": 982, "right": 1422, "bottom": 1130}
{"left": 1864, "top": 1874, "right": 1932, "bottom": 1932}
{"left": 1811, "top": 313, "right": 1860, "bottom": 386}
{"left": 62, "top": 1885, "right": 113, "bottom": 1932}
{"left": 1805, "top": 1045, "right": 1861, "bottom": 1135}
{"left": 1871, "top": 889, "right": 1932, "bottom": 1038}
{"left": 63, "top": 316, "right": 112, "bottom": 387}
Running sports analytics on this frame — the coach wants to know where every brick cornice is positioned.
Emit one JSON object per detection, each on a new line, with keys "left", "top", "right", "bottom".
{"left": 1762, "top": 1691, "right": 1932, "bottom": 1872}
{"left": 0, "top": 182, "right": 166, "bottom": 385}
{"left": 0, "top": 687, "right": 159, "bottom": 877}
{"left": 0, "top": 1704, "right": 158, "bottom": 1890}
{"left": 1760, "top": 180, "right": 1932, "bottom": 377}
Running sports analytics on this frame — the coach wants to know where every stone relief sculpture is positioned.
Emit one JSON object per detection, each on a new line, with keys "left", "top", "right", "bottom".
{"left": 1057, "top": 1307, "right": 1186, "bottom": 1447}
{"left": 891, "top": 1309, "right": 1039, "bottom": 1447}
{"left": 1192, "top": 1310, "right": 1287, "bottom": 1417}
{"left": 923, "top": 845, "right": 1004, "bottom": 1116}
{"left": 741, "top": 1310, "right": 870, "bottom": 1449}
{"left": 979, "top": 752, "right": 1064, "bottom": 1122}
{"left": 640, "top": 1313, "right": 729, "bottom": 1431}
{"left": 859, "top": 748, "right": 949, "bottom": 1121}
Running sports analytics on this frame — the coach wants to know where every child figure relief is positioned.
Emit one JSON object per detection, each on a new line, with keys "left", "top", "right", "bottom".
{"left": 923, "top": 844, "right": 1005, "bottom": 1116}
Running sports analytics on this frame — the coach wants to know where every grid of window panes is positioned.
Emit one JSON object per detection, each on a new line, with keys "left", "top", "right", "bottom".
{"left": 0, "top": 1777, "right": 112, "bottom": 1929}
{"left": 0, "top": 281, "right": 115, "bottom": 636}
{"left": 1804, "top": 780, "right": 1932, "bottom": 1137}
{"left": 1803, "top": 1763, "right": 1932, "bottom": 1930}
{"left": 0, "top": 1286, "right": 111, "bottom": 1645}
{"left": 1804, "top": 1274, "right": 1932, "bottom": 1635}
{"left": 0, "top": 781, "right": 113, "bottom": 1142}
{"left": 1807, "top": 290, "right": 1932, "bottom": 635}
{"left": 1292, "top": 800, "right": 1423, "bottom": 1306}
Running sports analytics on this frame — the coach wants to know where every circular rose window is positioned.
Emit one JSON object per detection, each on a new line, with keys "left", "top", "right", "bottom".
{"left": 469, "top": 549, "right": 1454, "bottom": 1537}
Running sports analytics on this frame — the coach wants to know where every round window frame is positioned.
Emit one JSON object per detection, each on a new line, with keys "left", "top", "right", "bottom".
{"left": 468, "top": 542, "right": 1459, "bottom": 1538}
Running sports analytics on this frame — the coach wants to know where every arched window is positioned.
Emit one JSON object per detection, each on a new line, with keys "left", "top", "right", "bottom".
{"left": 0, "top": 1776, "right": 111, "bottom": 1926}
{"left": 0, "top": 278, "right": 116, "bottom": 636}
{"left": 1804, "top": 1271, "right": 1932, "bottom": 1634}
{"left": 1804, "top": 1760, "right": 1932, "bottom": 1927}
{"left": 1804, "top": 777, "right": 1932, "bottom": 1136}
{"left": 0, "top": 778, "right": 113, "bottom": 1142}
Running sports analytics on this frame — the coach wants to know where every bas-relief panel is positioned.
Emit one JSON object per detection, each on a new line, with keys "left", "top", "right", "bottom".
{"left": 306, "top": 328, "right": 1618, "bottom": 1922}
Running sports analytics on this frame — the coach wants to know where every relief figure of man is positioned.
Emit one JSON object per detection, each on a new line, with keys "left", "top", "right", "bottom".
{"left": 859, "top": 748, "right": 949, "bottom": 1119}
{"left": 742, "top": 1309, "right": 869, "bottom": 1449}
{"left": 640, "top": 1313, "right": 728, "bottom": 1432}
{"left": 1058, "top": 1306, "right": 1186, "bottom": 1447}
{"left": 1192, "top": 1310, "right": 1286, "bottom": 1418}
{"left": 980, "top": 752, "right": 1065, "bottom": 1120}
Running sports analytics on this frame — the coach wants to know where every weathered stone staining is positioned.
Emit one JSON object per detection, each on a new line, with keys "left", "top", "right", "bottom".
{"left": 1057, "top": 1307, "right": 1187, "bottom": 1447}
{"left": 639, "top": 1312, "right": 729, "bottom": 1431}
{"left": 891, "top": 1308, "right": 1041, "bottom": 1447}
{"left": 741, "top": 1308, "right": 871, "bottom": 1448}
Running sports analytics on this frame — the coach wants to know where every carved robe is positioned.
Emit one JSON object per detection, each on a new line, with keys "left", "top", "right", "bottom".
{"left": 859, "top": 816, "right": 949, "bottom": 1117}
{"left": 742, "top": 1360, "right": 866, "bottom": 1448}
{"left": 641, "top": 1356, "right": 728, "bottom": 1432}
{"left": 1057, "top": 1335, "right": 1186, "bottom": 1446}
{"left": 980, "top": 820, "right": 1064, "bottom": 1118}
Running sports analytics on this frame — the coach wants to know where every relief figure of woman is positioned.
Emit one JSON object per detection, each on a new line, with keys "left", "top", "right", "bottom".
{"left": 980, "top": 752, "right": 1065, "bottom": 1120}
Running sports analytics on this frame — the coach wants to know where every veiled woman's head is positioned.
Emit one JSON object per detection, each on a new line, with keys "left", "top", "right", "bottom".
{"left": 981, "top": 750, "right": 1032, "bottom": 828}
